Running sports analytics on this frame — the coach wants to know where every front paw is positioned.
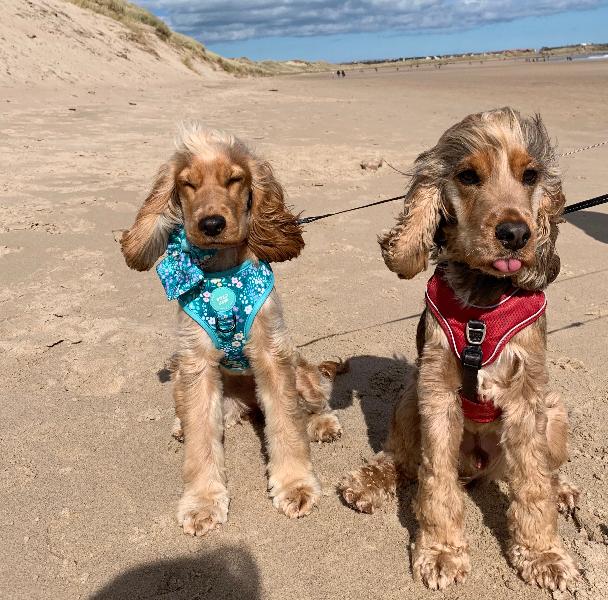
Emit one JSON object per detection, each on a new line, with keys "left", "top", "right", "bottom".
{"left": 556, "top": 478, "right": 581, "bottom": 516}
{"left": 307, "top": 412, "right": 342, "bottom": 442}
{"left": 413, "top": 544, "right": 470, "bottom": 590}
{"left": 177, "top": 491, "right": 229, "bottom": 536}
{"left": 171, "top": 416, "right": 184, "bottom": 442}
{"left": 269, "top": 475, "right": 321, "bottom": 518}
{"left": 509, "top": 544, "right": 580, "bottom": 591}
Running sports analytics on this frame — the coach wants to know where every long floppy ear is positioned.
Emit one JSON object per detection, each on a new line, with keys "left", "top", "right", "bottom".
{"left": 247, "top": 160, "right": 304, "bottom": 262}
{"left": 378, "top": 174, "right": 443, "bottom": 279}
{"left": 120, "top": 160, "right": 182, "bottom": 271}
{"left": 514, "top": 186, "right": 565, "bottom": 290}
{"left": 514, "top": 114, "right": 565, "bottom": 290}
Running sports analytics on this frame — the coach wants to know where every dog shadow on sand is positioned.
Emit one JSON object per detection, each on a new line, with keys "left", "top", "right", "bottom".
{"left": 329, "top": 353, "right": 512, "bottom": 570}
{"left": 155, "top": 351, "right": 514, "bottom": 572}
{"left": 566, "top": 209, "right": 608, "bottom": 244}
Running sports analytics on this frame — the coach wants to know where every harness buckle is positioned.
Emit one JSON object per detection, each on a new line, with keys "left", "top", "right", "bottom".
{"left": 466, "top": 319, "right": 486, "bottom": 345}
{"left": 215, "top": 312, "right": 236, "bottom": 336}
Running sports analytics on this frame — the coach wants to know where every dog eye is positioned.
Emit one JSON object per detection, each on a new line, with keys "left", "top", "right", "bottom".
{"left": 228, "top": 176, "right": 243, "bottom": 186}
{"left": 522, "top": 169, "right": 538, "bottom": 185}
{"left": 456, "top": 169, "right": 480, "bottom": 186}
{"left": 182, "top": 180, "right": 196, "bottom": 189}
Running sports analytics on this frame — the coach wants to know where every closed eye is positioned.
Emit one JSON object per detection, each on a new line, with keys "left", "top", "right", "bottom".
{"left": 227, "top": 175, "right": 244, "bottom": 186}
{"left": 181, "top": 180, "right": 196, "bottom": 189}
{"left": 456, "top": 168, "right": 481, "bottom": 186}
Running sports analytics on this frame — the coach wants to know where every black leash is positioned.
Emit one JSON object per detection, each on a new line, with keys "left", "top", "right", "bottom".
{"left": 297, "top": 194, "right": 407, "bottom": 224}
{"left": 298, "top": 192, "right": 608, "bottom": 225}
{"left": 562, "top": 193, "right": 608, "bottom": 215}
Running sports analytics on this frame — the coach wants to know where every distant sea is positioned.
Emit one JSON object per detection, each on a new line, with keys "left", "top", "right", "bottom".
{"left": 551, "top": 52, "right": 608, "bottom": 62}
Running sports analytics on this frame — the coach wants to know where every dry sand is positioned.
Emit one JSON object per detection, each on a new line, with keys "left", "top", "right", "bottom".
{"left": 1, "top": 2, "right": 608, "bottom": 599}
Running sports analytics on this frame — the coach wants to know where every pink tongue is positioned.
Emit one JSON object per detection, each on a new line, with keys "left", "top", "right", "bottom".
{"left": 493, "top": 258, "right": 522, "bottom": 273}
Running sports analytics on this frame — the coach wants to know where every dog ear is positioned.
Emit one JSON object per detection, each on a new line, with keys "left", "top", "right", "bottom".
{"left": 514, "top": 114, "right": 565, "bottom": 290}
{"left": 247, "top": 160, "right": 304, "bottom": 262}
{"left": 378, "top": 173, "right": 443, "bottom": 279}
{"left": 515, "top": 185, "right": 565, "bottom": 290}
{"left": 121, "top": 160, "right": 182, "bottom": 271}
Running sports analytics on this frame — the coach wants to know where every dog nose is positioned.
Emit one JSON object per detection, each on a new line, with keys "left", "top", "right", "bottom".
{"left": 495, "top": 221, "right": 531, "bottom": 251}
{"left": 199, "top": 215, "right": 226, "bottom": 237}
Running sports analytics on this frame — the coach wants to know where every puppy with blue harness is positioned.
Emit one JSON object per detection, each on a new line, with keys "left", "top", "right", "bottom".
{"left": 120, "top": 124, "right": 346, "bottom": 536}
{"left": 157, "top": 227, "right": 275, "bottom": 372}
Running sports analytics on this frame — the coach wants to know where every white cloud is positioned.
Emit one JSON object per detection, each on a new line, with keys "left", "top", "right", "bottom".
{"left": 138, "top": 0, "right": 605, "bottom": 43}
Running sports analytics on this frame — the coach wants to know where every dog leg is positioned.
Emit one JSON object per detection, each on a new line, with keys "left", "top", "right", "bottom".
{"left": 339, "top": 377, "right": 420, "bottom": 513}
{"left": 503, "top": 393, "right": 580, "bottom": 590}
{"left": 296, "top": 355, "right": 343, "bottom": 442}
{"left": 247, "top": 298, "right": 321, "bottom": 518}
{"left": 543, "top": 392, "right": 581, "bottom": 515}
{"left": 554, "top": 475, "right": 581, "bottom": 515}
{"left": 408, "top": 341, "right": 470, "bottom": 590}
{"left": 174, "top": 323, "right": 229, "bottom": 536}
{"left": 412, "top": 392, "right": 470, "bottom": 589}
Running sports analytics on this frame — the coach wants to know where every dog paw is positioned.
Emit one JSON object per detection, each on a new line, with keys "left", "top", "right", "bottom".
{"left": 177, "top": 492, "right": 229, "bottom": 536}
{"left": 270, "top": 476, "right": 321, "bottom": 518}
{"left": 413, "top": 544, "right": 471, "bottom": 590}
{"left": 338, "top": 455, "right": 396, "bottom": 514}
{"left": 307, "top": 412, "right": 342, "bottom": 442}
{"left": 509, "top": 544, "right": 580, "bottom": 591}
{"left": 338, "top": 473, "right": 388, "bottom": 514}
{"left": 556, "top": 478, "right": 581, "bottom": 516}
{"left": 171, "top": 417, "right": 184, "bottom": 442}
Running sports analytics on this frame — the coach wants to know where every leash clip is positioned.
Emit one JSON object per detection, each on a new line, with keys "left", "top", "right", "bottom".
{"left": 466, "top": 319, "right": 486, "bottom": 345}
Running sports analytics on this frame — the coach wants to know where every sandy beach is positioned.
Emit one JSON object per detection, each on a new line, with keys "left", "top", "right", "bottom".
{"left": 1, "top": 2, "right": 608, "bottom": 598}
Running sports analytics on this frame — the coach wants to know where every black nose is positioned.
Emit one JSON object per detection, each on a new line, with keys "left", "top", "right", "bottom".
{"left": 198, "top": 215, "right": 226, "bottom": 237}
{"left": 495, "top": 221, "right": 531, "bottom": 251}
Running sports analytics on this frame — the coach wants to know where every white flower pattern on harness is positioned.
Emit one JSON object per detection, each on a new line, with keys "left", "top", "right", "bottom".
{"left": 156, "top": 227, "right": 275, "bottom": 371}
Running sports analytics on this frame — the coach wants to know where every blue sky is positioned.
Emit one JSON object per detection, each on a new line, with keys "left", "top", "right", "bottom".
{"left": 139, "top": 1, "right": 608, "bottom": 62}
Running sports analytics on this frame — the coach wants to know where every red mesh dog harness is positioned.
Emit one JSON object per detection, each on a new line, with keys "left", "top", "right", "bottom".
{"left": 425, "top": 267, "right": 546, "bottom": 423}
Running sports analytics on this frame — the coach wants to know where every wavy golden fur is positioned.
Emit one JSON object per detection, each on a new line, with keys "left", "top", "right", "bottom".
{"left": 341, "top": 108, "right": 580, "bottom": 591}
{"left": 379, "top": 107, "right": 564, "bottom": 290}
{"left": 121, "top": 124, "right": 344, "bottom": 535}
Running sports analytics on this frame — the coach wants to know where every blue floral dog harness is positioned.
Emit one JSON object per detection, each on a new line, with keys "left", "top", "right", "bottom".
{"left": 156, "top": 227, "right": 275, "bottom": 371}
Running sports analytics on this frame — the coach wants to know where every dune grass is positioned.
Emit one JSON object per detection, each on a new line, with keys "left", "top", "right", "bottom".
{"left": 67, "top": 0, "right": 171, "bottom": 39}
{"left": 64, "top": 0, "right": 333, "bottom": 76}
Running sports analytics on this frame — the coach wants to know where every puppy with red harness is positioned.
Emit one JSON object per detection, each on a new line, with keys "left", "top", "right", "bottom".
{"left": 340, "top": 107, "right": 580, "bottom": 592}
{"left": 425, "top": 264, "right": 547, "bottom": 426}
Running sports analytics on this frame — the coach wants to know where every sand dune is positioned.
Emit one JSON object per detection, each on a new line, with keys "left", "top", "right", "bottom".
{"left": 0, "top": 0, "right": 230, "bottom": 85}
{"left": 1, "top": 3, "right": 608, "bottom": 599}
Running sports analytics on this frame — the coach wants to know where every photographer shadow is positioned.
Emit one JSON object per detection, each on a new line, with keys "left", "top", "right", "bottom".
{"left": 90, "top": 545, "right": 261, "bottom": 600}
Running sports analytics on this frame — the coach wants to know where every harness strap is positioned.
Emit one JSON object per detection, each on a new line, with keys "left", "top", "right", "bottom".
{"left": 460, "top": 320, "right": 486, "bottom": 403}
{"left": 459, "top": 318, "right": 503, "bottom": 422}
{"left": 460, "top": 393, "right": 503, "bottom": 424}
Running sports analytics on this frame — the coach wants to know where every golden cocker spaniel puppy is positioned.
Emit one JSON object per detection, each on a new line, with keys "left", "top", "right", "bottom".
{"left": 340, "top": 107, "right": 580, "bottom": 591}
{"left": 122, "top": 124, "right": 344, "bottom": 535}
